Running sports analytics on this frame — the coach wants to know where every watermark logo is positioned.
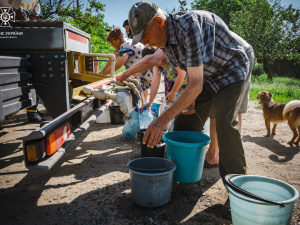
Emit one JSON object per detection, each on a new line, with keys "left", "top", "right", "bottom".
{"left": 0, "top": 7, "right": 15, "bottom": 27}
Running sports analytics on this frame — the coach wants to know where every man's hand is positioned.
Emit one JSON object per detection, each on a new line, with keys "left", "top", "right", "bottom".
{"left": 142, "top": 117, "right": 166, "bottom": 148}
{"left": 183, "top": 102, "right": 196, "bottom": 115}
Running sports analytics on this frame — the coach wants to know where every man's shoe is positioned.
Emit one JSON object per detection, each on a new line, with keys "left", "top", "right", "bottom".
{"left": 27, "top": 112, "right": 46, "bottom": 123}
{"left": 222, "top": 198, "right": 232, "bottom": 220}
{"left": 37, "top": 111, "right": 45, "bottom": 117}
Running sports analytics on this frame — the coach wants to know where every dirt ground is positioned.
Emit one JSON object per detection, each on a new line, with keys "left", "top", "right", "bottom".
{"left": 0, "top": 100, "right": 300, "bottom": 225}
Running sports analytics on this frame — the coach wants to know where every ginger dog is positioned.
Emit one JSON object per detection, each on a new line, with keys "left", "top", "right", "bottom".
{"left": 257, "top": 91, "right": 287, "bottom": 137}
{"left": 283, "top": 100, "right": 300, "bottom": 144}
{"left": 257, "top": 91, "right": 300, "bottom": 144}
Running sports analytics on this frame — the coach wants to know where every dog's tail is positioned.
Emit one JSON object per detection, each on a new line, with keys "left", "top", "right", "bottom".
{"left": 283, "top": 100, "right": 300, "bottom": 119}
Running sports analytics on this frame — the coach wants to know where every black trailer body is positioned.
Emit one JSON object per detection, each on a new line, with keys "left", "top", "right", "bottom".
{"left": 0, "top": 21, "right": 114, "bottom": 171}
{"left": 0, "top": 55, "right": 35, "bottom": 122}
{"left": 0, "top": 21, "right": 92, "bottom": 120}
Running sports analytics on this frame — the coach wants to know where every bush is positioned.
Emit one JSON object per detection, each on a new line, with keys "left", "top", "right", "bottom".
{"left": 252, "top": 62, "right": 264, "bottom": 75}
{"left": 249, "top": 74, "right": 300, "bottom": 102}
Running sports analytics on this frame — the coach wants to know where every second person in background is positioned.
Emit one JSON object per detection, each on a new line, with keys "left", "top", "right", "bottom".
{"left": 98, "top": 27, "right": 144, "bottom": 76}
{"left": 99, "top": 27, "right": 153, "bottom": 108}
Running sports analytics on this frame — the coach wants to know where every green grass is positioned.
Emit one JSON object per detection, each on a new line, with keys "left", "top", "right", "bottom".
{"left": 115, "top": 66, "right": 126, "bottom": 73}
{"left": 249, "top": 73, "right": 300, "bottom": 103}
{"left": 97, "top": 60, "right": 126, "bottom": 74}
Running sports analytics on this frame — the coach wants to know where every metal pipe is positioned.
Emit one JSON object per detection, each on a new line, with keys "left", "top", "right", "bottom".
{"left": 83, "top": 72, "right": 123, "bottom": 90}
{"left": 24, "top": 96, "right": 97, "bottom": 140}
{"left": 24, "top": 101, "right": 111, "bottom": 171}
{"left": 77, "top": 53, "right": 116, "bottom": 59}
{"left": 86, "top": 79, "right": 111, "bottom": 90}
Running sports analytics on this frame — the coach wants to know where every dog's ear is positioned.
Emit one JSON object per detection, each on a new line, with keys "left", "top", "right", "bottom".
{"left": 269, "top": 92, "right": 273, "bottom": 98}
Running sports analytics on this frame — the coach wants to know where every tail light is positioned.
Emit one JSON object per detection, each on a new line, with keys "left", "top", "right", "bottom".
{"left": 46, "top": 122, "right": 71, "bottom": 155}
{"left": 25, "top": 122, "right": 71, "bottom": 162}
{"left": 26, "top": 141, "right": 46, "bottom": 161}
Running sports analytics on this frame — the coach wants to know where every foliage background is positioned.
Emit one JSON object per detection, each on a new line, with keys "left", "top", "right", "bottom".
{"left": 249, "top": 72, "right": 300, "bottom": 102}
{"left": 40, "top": 0, "right": 114, "bottom": 54}
{"left": 39, "top": 0, "right": 299, "bottom": 81}
{"left": 190, "top": 0, "right": 300, "bottom": 78}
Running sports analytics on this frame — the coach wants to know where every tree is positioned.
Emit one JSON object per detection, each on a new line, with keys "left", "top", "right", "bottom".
{"left": 191, "top": 0, "right": 299, "bottom": 78}
{"left": 230, "top": 0, "right": 299, "bottom": 78}
{"left": 170, "top": 0, "right": 188, "bottom": 13}
{"left": 178, "top": 0, "right": 188, "bottom": 11}
{"left": 191, "top": 0, "right": 249, "bottom": 28}
{"left": 40, "top": 0, "right": 113, "bottom": 54}
{"left": 274, "top": 2, "right": 300, "bottom": 63}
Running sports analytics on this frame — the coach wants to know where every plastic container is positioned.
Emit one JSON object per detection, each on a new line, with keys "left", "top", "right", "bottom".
{"left": 150, "top": 103, "right": 160, "bottom": 118}
{"left": 139, "top": 107, "right": 154, "bottom": 129}
{"left": 111, "top": 86, "right": 133, "bottom": 112}
{"left": 202, "top": 121, "right": 208, "bottom": 135}
{"left": 122, "top": 108, "right": 139, "bottom": 139}
{"left": 162, "top": 104, "right": 172, "bottom": 130}
{"left": 137, "top": 129, "right": 166, "bottom": 158}
{"left": 96, "top": 106, "right": 110, "bottom": 123}
{"left": 127, "top": 157, "right": 176, "bottom": 207}
{"left": 225, "top": 174, "right": 299, "bottom": 225}
{"left": 162, "top": 131, "right": 210, "bottom": 183}
{"left": 109, "top": 106, "right": 125, "bottom": 124}
{"left": 159, "top": 96, "right": 167, "bottom": 117}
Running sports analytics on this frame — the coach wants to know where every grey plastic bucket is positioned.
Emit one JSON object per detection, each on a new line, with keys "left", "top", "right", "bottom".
{"left": 225, "top": 174, "right": 299, "bottom": 225}
{"left": 127, "top": 157, "right": 176, "bottom": 207}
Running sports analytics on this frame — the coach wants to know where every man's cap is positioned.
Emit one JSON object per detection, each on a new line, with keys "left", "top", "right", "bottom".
{"left": 123, "top": 19, "right": 129, "bottom": 27}
{"left": 128, "top": 1, "right": 158, "bottom": 45}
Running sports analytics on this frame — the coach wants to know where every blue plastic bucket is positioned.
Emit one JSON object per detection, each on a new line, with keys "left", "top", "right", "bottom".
{"left": 226, "top": 175, "right": 299, "bottom": 225}
{"left": 127, "top": 157, "right": 176, "bottom": 207}
{"left": 162, "top": 131, "right": 210, "bottom": 183}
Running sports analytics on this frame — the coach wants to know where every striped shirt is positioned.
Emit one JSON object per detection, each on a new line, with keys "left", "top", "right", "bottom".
{"left": 162, "top": 10, "right": 249, "bottom": 93}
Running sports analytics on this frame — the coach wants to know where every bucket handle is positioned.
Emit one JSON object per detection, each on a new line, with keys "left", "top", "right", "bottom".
{"left": 225, "top": 174, "right": 286, "bottom": 207}
{"left": 166, "top": 111, "right": 204, "bottom": 142}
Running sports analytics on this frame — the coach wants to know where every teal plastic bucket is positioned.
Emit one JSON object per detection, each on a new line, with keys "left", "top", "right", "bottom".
{"left": 162, "top": 131, "right": 210, "bottom": 183}
{"left": 226, "top": 175, "right": 299, "bottom": 225}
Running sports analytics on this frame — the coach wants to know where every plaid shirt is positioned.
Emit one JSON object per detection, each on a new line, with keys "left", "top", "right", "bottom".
{"left": 162, "top": 11, "right": 249, "bottom": 93}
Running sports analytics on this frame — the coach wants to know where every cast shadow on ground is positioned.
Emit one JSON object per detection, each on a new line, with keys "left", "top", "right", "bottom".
{"left": 2, "top": 173, "right": 224, "bottom": 224}
{"left": 242, "top": 135, "right": 299, "bottom": 162}
{"left": 0, "top": 131, "right": 8, "bottom": 138}
{"left": 0, "top": 142, "right": 24, "bottom": 170}
{"left": 0, "top": 115, "right": 40, "bottom": 167}
{"left": 182, "top": 203, "right": 231, "bottom": 225}
{"left": 0, "top": 113, "right": 33, "bottom": 130}
{"left": 0, "top": 121, "right": 225, "bottom": 224}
